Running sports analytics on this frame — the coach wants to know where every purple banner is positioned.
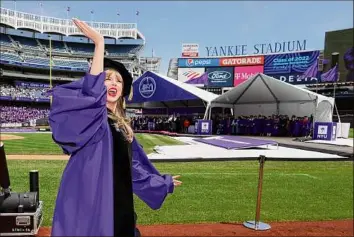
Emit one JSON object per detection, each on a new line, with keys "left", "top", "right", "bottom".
{"left": 185, "top": 72, "right": 208, "bottom": 85}
{"left": 343, "top": 47, "right": 354, "bottom": 82}
{"left": 15, "top": 97, "right": 33, "bottom": 102}
{"left": 0, "top": 96, "right": 13, "bottom": 101}
{"left": 195, "top": 119, "right": 212, "bottom": 135}
{"left": 313, "top": 122, "right": 337, "bottom": 141}
{"left": 264, "top": 51, "right": 320, "bottom": 74}
{"left": 321, "top": 65, "right": 339, "bottom": 82}
{"left": 35, "top": 98, "right": 50, "bottom": 102}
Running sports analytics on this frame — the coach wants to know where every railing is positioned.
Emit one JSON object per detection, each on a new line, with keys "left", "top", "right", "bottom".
{"left": 0, "top": 7, "right": 141, "bottom": 39}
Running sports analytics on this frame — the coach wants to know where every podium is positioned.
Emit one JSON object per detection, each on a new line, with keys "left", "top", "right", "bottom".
{"left": 313, "top": 122, "right": 337, "bottom": 141}
{"left": 195, "top": 120, "right": 212, "bottom": 135}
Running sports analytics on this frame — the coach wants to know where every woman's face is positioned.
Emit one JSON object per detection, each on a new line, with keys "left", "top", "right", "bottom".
{"left": 104, "top": 69, "right": 123, "bottom": 103}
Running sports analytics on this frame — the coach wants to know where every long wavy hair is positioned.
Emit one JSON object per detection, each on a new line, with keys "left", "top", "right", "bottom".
{"left": 105, "top": 69, "right": 134, "bottom": 143}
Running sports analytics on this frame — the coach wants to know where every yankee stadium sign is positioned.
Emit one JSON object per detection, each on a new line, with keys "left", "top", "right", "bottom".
{"left": 206, "top": 40, "right": 307, "bottom": 57}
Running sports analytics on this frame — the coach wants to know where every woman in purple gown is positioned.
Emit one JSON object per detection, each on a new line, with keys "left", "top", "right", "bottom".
{"left": 49, "top": 19, "right": 181, "bottom": 237}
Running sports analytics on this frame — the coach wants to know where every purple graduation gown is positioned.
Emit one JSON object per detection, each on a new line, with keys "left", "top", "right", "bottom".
{"left": 49, "top": 72, "right": 174, "bottom": 236}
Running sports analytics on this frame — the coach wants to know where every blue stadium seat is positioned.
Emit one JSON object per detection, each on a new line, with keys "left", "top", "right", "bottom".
{"left": 11, "top": 35, "right": 42, "bottom": 51}
{"left": 39, "top": 39, "right": 68, "bottom": 53}
{"left": 53, "top": 58, "right": 88, "bottom": 68}
{"left": 105, "top": 44, "right": 142, "bottom": 56}
{"left": 24, "top": 55, "right": 50, "bottom": 65}
{"left": 0, "top": 34, "right": 14, "bottom": 48}
{"left": 0, "top": 52, "right": 22, "bottom": 62}
{"left": 67, "top": 42, "right": 94, "bottom": 55}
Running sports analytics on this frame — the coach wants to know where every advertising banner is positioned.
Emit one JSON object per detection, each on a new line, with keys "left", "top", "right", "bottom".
{"left": 0, "top": 60, "right": 87, "bottom": 72}
{"left": 15, "top": 97, "right": 33, "bottom": 102}
{"left": 182, "top": 43, "right": 199, "bottom": 57}
{"left": 206, "top": 67, "right": 234, "bottom": 87}
{"left": 177, "top": 68, "right": 205, "bottom": 83}
{"left": 220, "top": 56, "right": 264, "bottom": 66}
{"left": 15, "top": 81, "right": 50, "bottom": 88}
{"left": 0, "top": 96, "right": 12, "bottom": 101}
{"left": 178, "top": 58, "right": 219, "bottom": 68}
{"left": 234, "top": 65, "right": 264, "bottom": 86}
{"left": 269, "top": 72, "right": 321, "bottom": 85}
{"left": 263, "top": 50, "right": 320, "bottom": 74}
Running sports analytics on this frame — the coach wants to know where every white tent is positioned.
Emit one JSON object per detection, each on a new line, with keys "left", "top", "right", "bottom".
{"left": 205, "top": 73, "right": 335, "bottom": 123}
{"left": 128, "top": 71, "right": 218, "bottom": 109}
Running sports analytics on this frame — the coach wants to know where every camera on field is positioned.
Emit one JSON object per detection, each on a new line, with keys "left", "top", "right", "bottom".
{"left": 0, "top": 142, "right": 43, "bottom": 236}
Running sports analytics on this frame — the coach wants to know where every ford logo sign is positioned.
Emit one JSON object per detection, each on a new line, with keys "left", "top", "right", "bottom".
{"left": 208, "top": 71, "right": 231, "bottom": 81}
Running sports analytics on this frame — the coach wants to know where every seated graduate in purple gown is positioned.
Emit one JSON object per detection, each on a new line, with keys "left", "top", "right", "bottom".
{"left": 49, "top": 19, "right": 181, "bottom": 237}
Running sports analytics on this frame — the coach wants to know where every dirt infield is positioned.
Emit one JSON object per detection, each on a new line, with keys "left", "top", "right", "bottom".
{"left": 0, "top": 134, "right": 24, "bottom": 141}
{"left": 37, "top": 220, "right": 353, "bottom": 236}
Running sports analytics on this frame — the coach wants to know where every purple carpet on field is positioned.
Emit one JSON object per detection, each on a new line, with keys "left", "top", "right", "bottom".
{"left": 194, "top": 136, "right": 278, "bottom": 149}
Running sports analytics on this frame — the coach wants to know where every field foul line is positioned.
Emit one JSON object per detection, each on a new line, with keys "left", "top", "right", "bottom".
{"left": 181, "top": 172, "right": 320, "bottom": 179}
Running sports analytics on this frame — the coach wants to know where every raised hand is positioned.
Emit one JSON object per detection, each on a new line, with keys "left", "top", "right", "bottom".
{"left": 72, "top": 18, "right": 104, "bottom": 45}
{"left": 173, "top": 175, "right": 182, "bottom": 187}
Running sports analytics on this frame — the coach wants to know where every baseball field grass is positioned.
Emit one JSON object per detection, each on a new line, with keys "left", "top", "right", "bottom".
{"left": 1, "top": 133, "right": 184, "bottom": 155}
{"left": 2, "top": 133, "right": 353, "bottom": 227}
{"left": 6, "top": 160, "right": 354, "bottom": 226}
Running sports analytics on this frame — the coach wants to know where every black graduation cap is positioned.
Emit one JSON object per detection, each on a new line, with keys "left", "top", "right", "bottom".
{"left": 104, "top": 58, "right": 133, "bottom": 99}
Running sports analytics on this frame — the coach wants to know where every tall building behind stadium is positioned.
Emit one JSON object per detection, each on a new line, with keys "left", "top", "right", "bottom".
{"left": 0, "top": 7, "right": 160, "bottom": 128}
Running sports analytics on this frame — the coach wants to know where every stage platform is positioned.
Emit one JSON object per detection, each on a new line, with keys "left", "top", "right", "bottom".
{"left": 244, "top": 136, "right": 353, "bottom": 158}
{"left": 194, "top": 136, "right": 278, "bottom": 150}
{"left": 305, "top": 138, "right": 353, "bottom": 147}
{"left": 135, "top": 131, "right": 352, "bottom": 157}
{"left": 149, "top": 137, "right": 349, "bottom": 162}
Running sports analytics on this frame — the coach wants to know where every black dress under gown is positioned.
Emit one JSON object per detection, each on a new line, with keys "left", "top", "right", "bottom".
{"left": 108, "top": 115, "right": 136, "bottom": 237}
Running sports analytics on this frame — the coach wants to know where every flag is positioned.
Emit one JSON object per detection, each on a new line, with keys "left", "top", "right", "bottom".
{"left": 321, "top": 64, "right": 339, "bottom": 82}
{"left": 117, "top": 12, "right": 120, "bottom": 16}
{"left": 40, "top": 2, "right": 43, "bottom": 7}
{"left": 185, "top": 72, "right": 208, "bottom": 85}
{"left": 136, "top": 10, "right": 140, "bottom": 16}
{"left": 298, "top": 61, "right": 318, "bottom": 80}
{"left": 90, "top": 10, "right": 94, "bottom": 14}
{"left": 67, "top": 7, "right": 70, "bottom": 12}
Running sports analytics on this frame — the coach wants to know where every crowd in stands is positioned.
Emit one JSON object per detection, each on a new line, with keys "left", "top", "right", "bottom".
{"left": 0, "top": 105, "right": 49, "bottom": 124}
{"left": 131, "top": 116, "right": 200, "bottom": 134}
{"left": 0, "top": 84, "right": 49, "bottom": 99}
{"left": 130, "top": 114, "right": 313, "bottom": 137}
{"left": 212, "top": 115, "right": 313, "bottom": 137}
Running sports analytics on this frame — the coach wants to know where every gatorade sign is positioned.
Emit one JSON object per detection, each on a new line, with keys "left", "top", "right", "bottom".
{"left": 220, "top": 56, "right": 264, "bottom": 66}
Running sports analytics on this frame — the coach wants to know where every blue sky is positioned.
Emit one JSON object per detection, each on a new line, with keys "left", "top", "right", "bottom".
{"left": 2, "top": 1, "right": 353, "bottom": 75}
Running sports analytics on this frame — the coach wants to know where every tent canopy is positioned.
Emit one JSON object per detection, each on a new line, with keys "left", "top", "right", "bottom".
{"left": 206, "top": 73, "right": 335, "bottom": 122}
{"left": 127, "top": 71, "right": 218, "bottom": 109}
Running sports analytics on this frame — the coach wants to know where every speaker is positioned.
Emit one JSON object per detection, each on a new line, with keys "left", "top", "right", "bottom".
{"left": 0, "top": 192, "right": 38, "bottom": 213}
{"left": 331, "top": 52, "right": 340, "bottom": 68}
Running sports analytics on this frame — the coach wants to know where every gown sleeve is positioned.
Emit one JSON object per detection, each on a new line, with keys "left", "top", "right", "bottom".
{"left": 131, "top": 138, "right": 174, "bottom": 210}
{"left": 48, "top": 72, "right": 108, "bottom": 155}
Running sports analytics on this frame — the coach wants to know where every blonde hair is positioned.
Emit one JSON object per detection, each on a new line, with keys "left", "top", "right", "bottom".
{"left": 105, "top": 69, "right": 134, "bottom": 143}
